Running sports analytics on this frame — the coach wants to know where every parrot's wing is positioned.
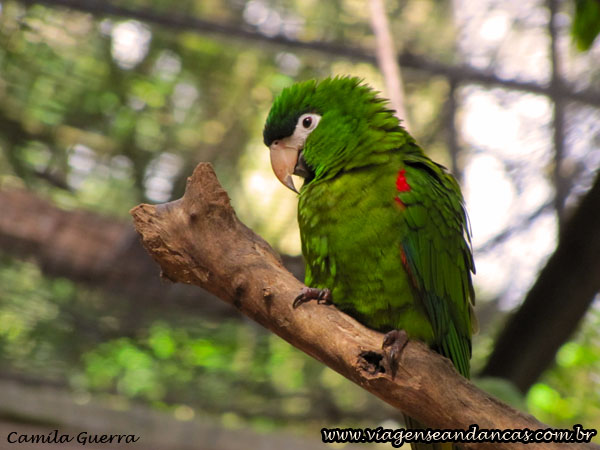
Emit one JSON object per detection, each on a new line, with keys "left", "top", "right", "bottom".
{"left": 398, "top": 159, "right": 475, "bottom": 378}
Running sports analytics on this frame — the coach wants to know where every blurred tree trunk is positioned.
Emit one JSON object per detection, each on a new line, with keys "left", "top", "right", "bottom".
{"left": 481, "top": 170, "right": 600, "bottom": 392}
{"left": 0, "top": 189, "right": 235, "bottom": 316}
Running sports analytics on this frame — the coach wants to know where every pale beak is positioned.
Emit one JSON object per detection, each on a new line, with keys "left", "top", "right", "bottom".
{"left": 269, "top": 139, "right": 300, "bottom": 193}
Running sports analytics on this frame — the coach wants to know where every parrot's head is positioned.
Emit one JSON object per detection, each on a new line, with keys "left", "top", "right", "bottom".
{"left": 263, "top": 76, "right": 408, "bottom": 192}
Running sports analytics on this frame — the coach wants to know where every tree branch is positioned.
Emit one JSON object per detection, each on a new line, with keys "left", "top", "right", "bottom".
{"left": 0, "top": 188, "right": 236, "bottom": 318}
{"left": 16, "top": 0, "right": 600, "bottom": 108}
{"left": 369, "top": 0, "right": 410, "bottom": 129}
{"left": 130, "top": 163, "right": 597, "bottom": 450}
{"left": 548, "top": 0, "right": 568, "bottom": 228}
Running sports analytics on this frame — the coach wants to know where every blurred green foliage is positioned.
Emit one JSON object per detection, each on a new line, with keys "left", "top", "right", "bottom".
{"left": 571, "top": 0, "right": 600, "bottom": 51}
{"left": 0, "top": 256, "right": 393, "bottom": 430}
{"left": 527, "top": 307, "right": 600, "bottom": 428}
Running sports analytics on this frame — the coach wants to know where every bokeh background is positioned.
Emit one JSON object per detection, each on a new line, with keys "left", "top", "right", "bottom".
{"left": 0, "top": 0, "right": 599, "bottom": 448}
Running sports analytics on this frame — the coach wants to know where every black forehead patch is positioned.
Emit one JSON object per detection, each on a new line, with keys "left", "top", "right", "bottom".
{"left": 263, "top": 114, "right": 298, "bottom": 147}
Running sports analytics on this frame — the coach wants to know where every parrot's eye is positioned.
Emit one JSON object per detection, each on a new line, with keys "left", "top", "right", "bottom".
{"left": 296, "top": 113, "right": 320, "bottom": 133}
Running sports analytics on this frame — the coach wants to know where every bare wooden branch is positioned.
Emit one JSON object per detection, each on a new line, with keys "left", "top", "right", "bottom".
{"left": 130, "top": 163, "right": 598, "bottom": 450}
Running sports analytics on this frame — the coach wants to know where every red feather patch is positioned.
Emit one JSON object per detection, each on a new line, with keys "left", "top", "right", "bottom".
{"left": 396, "top": 169, "right": 411, "bottom": 192}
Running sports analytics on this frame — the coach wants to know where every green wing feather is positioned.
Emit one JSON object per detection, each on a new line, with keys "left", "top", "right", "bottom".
{"left": 398, "top": 157, "right": 475, "bottom": 378}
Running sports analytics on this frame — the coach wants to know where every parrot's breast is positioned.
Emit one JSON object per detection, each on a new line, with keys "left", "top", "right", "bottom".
{"left": 297, "top": 161, "right": 434, "bottom": 342}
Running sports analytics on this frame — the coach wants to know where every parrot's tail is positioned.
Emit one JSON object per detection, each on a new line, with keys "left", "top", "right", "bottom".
{"left": 403, "top": 415, "right": 457, "bottom": 450}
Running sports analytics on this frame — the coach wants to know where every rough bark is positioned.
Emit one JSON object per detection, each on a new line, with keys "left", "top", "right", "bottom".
{"left": 482, "top": 170, "right": 600, "bottom": 392}
{"left": 130, "top": 163, "right": 598, "bottom": 450}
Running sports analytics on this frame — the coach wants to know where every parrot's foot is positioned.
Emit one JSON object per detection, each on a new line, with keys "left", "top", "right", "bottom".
{"left": 293, "top": 287, "right": 332, "bottom": 308}
{"left": 382, "top": 329, "right": 408, "bottom": 378}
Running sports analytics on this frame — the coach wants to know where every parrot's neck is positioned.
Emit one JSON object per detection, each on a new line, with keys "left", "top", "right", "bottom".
{"left": 305, "top": 127, "right": 420, "bottom": 184}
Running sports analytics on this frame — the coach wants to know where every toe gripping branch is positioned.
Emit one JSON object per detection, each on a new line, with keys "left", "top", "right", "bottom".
{"left": 382, "top": 329, "right": 409, "bottom": 378}
{"left": 293, "top": 287, "right": 332, "bottom": 308}
{"left": 358, "top": 330, "right": 408, "bottom": 377}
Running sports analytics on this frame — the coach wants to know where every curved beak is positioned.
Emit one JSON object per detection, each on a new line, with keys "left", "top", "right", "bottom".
{"left": 269, "top": 139, "right": 300, "bottom": 193}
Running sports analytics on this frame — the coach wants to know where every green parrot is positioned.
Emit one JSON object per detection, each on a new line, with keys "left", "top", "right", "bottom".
{"left": 263, "top": 76, "right": 476, "bottom": 450}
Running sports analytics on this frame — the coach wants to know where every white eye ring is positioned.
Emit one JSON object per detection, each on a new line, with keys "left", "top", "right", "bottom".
{"left": 284, "top": 113, "right": 321, "bottom": 151}
{"left": 296, "top": 113, "right": 321, "bottom": 132}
